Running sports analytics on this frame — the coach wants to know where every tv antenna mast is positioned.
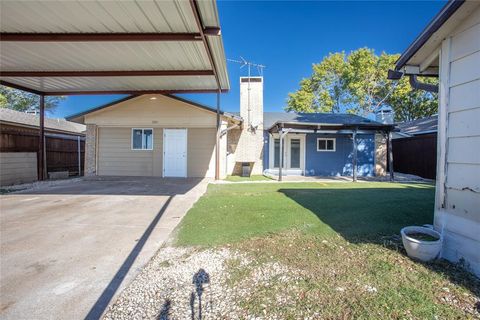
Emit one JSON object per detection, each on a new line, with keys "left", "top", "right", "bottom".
{"left": 227, "top": 57, "right": 266, "bottom": 130}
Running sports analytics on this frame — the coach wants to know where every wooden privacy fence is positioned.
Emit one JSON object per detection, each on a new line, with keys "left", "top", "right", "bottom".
{"left": 391, "top": 133, "right": 437, "bottom": 179}
{"left": 45, "top": 135, "right": 85, "bottom": 175}
{"left": 0, "top": 128, "right": 85, "bottom": 177}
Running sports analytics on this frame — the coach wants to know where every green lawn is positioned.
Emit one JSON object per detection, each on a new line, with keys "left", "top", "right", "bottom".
{"left": 174, "top": 182, "right": 479, "bottom": 318}
{"left": 224, "top": 174, "right": 273, "bottom": 182}
{"left": 176, "top": 182, "right": 435, "bottom": 246}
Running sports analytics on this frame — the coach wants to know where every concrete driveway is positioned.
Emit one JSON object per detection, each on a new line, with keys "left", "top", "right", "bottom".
{"left": 0, "top": 176, "right": 210, "bottom": 320}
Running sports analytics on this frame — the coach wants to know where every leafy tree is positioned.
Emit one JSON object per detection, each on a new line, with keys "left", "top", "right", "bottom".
{"left": 0, "top": 85, "right": 65, "bottom": 114}
{"left": 286, "top": 52, "right": 347, "bottom": 113}
{"left": 286, "top": 48, "right": 438, "bottom": 121}
{"left": 388, "top": 76, "right": 438, "bottom": 122}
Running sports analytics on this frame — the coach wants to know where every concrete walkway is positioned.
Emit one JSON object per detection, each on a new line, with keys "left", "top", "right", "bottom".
{"left": 0, "top": 177, "right": 210, "bottom": 320}
{"left": 214, "top": 172, "right": 432, "bottom": 185}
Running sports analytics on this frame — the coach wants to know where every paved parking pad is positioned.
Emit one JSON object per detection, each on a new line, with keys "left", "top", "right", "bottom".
{"left": 0, "top": 176, "right": 209, "bottom": 319}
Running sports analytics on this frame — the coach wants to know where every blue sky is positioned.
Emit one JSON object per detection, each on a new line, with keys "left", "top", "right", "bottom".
{"left": 53, "top": 0, "right": 445, "bottom": 119}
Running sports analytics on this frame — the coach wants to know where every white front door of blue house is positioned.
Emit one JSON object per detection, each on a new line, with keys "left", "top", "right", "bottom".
{"left": 163, "top": 129, "right": 187, "bottom": 177}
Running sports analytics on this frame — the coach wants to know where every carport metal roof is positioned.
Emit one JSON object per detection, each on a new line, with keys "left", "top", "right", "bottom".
{"left": 0, "top": 0, "right": 230, "bottom": 94}
{"left": 0, "top": 0, "right": 230, "bottom": 181}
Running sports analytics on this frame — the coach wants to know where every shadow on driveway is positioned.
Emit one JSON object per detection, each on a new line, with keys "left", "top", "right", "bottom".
{"left": 85, "top": 196, "right": 174, "bottom": 320}
{"left": 13, "top": 176, "right": 203, "bottom": 196}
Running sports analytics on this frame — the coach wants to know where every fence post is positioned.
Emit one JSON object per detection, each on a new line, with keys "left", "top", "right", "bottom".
{"left": 38, "top": 94, "right": 45, "bottom": 180}
{"left": 77, "top": 135, "right": 81, "bottom": 176}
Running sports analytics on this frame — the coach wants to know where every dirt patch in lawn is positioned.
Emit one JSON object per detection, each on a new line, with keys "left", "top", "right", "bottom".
{"left": 103, "top": 230, "right": 479, "bottom": 320}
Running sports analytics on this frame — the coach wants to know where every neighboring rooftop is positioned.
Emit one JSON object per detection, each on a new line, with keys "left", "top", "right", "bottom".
{"left": 263, "top": 112, "right": 385, "bottom": 129}
{"left": 396, "top": 115, "right": 438, "bottom": 136}
{"left": 0, "top": 108, "right": 86, "bottom": 134}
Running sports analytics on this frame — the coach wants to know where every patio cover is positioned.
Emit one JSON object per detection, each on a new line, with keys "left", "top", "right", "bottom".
{"left": 265, "top": 114, "right": 395, "bottom": 182}
{"left": 0, "top": 0, "right": 229, "bottom": 94}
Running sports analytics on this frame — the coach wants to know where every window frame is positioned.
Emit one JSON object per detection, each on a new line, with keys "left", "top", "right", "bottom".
{"left": 316, "top": 138, "right": 336, "bottom": 152}
{"left": 131, "top": 128, "right": 154, "bottom": 151}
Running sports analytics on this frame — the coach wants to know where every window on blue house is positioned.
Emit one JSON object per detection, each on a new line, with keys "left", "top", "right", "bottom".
{"left": 317, "top": 138, "right": 335, "bottom": 152}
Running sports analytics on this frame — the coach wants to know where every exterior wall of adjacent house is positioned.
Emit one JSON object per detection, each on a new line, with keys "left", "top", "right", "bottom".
{"left": 263, "top": 132, "right": 376, "bottom": 177}
{"left": 0, "top": 152, "right": 37, "bottom": 186}
{"left": 305, "top": 134, "right": 375, "bottom": 176}
{"left": 83, "top": 94, "right": 223, "bottom": 178}
{"left": 435, "top": 7, "right": 480, "bottom": 276}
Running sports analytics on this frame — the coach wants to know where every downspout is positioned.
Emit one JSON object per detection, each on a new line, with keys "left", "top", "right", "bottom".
{"left": 388, "top": 69, "right": 439, "bottom": 93}
{"left": 215, "top": 90, "right": 221, "bottom": 180}
{"left": 219, "top": 122, "right": 240, "bottom": 137}
{"left": 409, "top": 75, "right": 438, "bottom": 93}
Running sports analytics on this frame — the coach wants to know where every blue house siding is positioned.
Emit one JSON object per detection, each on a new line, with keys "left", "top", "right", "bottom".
{"left": 262, "top": 131, "right": 375, "bottom": 177}
{"left": 304, "top": 134, "right": 375, "bottom": 177}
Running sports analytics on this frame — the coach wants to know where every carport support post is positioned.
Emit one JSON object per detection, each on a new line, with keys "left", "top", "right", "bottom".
{"left": 388, "top": 131, "right": 394, "bottom": 182}
{"left": 215, "top": 90, "right": 221, "bottom": 180}
{"left": 38, "top": 94, "right": 45, "bottom": 181}
{"left": 352, "top": 128, "right": 358, "bottom": 182}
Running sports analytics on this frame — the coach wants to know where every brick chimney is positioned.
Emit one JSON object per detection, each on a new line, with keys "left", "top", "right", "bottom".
{"left": 234, "top": 77, "right": 264, "bottom": 174}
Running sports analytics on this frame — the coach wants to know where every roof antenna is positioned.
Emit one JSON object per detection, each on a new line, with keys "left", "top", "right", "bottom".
{"left": 227, "top": 57, "right": 266, "bottom": 131}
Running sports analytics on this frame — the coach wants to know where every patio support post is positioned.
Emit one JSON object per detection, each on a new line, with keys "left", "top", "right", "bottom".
{"left": 388, "top": 131, "right": 394, "bottom": 181}
{"left": 38, "top": 94, "right": 45, "bottom": 180}
{"left": 279, "top": 129, "right": 284, "bottom": 182}
{"left": 352, "top": 128, "right": 358, "bottom": 182}
{"left": 77, "top": 135, "right": 81, "bottom": 176}
{"left": 215, "top": 90, "right": 221, "bottom": 180}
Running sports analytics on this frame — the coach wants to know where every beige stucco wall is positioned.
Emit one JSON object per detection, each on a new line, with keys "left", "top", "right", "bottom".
{"left": 374, "top": 133, "right": 387, "bottom": 176}
{"left": 0, "top": 152, "right": 37, "bottom": 186}
{"left": 434, "top": 7, "right": 480, "bottom": 276}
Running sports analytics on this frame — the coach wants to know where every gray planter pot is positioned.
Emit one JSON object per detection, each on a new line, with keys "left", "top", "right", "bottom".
{"left": 401, "top": 226, "right": 443, "bottom": 262}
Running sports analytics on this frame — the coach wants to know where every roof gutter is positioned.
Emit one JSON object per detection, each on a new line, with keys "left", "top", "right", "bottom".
{"left": 269, "top": 121, "right": 395, "bottom": 132}
{"left": 394, "top": 0, "right": 465, "bottom": 71}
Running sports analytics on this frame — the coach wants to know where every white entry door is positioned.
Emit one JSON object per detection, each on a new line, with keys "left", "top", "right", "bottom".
{"left": 163, "top": 129, "right": 187, "bottom": 177}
